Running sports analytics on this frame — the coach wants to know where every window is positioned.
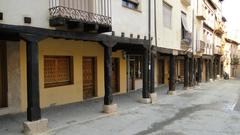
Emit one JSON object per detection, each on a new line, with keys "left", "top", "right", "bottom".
{"left": 181, "top": 11, "right": 191, "bottom": 44}
{"left": 134, "top": 56, "right": 142, "bottom": 79}
{"left": 129, "top": 56, "right": 143, "bottom": 79}
{"left": 163, "top": 2, "right": 172, "bottom": 28}
{"left": 181, "top": 12, "right": 187, "bottom": 39}
{"left": 122, "top": 0, "right": 139, "bottom": 10}
{"left": 44, "top": 56, "right": 73, "bottom": 88}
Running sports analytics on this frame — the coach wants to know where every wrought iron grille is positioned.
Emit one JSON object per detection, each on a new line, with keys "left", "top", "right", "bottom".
{"left": 49, "top": 0, "right": 112, "bottom": 26}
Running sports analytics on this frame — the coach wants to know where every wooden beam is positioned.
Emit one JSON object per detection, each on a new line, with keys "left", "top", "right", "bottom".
{"left": 0, "top": 23, "right": 148, "bottom": 46}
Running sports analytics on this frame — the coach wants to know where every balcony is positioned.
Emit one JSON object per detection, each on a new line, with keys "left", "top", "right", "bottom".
{"left": 197, "top": 40, "right": 206, "bottom": 53}
{"left": 49, "top": 0, "right": 112, "bottom": 33}
{"left": 181, "top": 32, "right": 192, "bottom": 50}
{"left": 215, "top": 20, "right": 224, "bottom": 34}
{"left": 181, "top": 0, "right": 191, "bottom": 6}
{"left": 214, "top": 46, "right": 224, "bottom": 55}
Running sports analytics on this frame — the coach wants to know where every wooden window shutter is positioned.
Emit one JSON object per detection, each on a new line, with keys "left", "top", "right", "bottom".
{"left": 44, "top": 56, "right": 73, "bottom": 88}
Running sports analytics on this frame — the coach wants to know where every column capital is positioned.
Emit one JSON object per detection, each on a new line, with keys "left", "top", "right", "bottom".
{"left": 101, "top": 37, "right": 118, "bottom": 48}
{"left": 20, "top": 33, "right": 46, "bottom": 43}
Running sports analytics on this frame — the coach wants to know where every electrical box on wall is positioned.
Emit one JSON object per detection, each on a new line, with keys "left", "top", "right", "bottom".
{"left": 24, "top": 17, "right": 31, "bottom": 24}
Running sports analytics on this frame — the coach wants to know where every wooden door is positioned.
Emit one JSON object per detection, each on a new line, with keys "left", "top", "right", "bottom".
{"left": 112, "top": 58, "right": 120, "bottom": 93}
{"left": 158, "top": 59, "right": 164, "bottom": 85}
{"left": 83, "top": 57, "right": 96, "bottom": 100}
{"left": 0, "top": 41, "right": 7, "bottom": 108}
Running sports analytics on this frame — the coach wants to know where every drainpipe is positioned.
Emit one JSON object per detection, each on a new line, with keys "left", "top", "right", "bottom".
{"left": 154, "top": 0, "right": 157, "bottom": 47}
{"left": 148, "top": 0, "right": 152, "bottom": 93}
{"left": 150, "top": 0, "right": 157, "bottom": 93}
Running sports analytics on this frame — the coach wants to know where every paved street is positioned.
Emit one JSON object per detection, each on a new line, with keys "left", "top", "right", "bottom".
{"left": 1, "top": 79, "right": 240, "bottom": 135}
{"left": 53, "top": 79, "right": 240, "bottom": 135}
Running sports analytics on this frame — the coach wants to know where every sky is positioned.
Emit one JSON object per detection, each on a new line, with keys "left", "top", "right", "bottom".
{"left": 222, "top": 0, "right": 240, "bottom": 41}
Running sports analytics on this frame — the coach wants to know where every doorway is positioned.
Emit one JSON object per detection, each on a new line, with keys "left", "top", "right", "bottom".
{"left": 158, "top": 59, "right": 164, "bottom": 85}
{"left": 112, "top": 58, "right": 120, "bottom": 93}
{"left": 0, "top": 41, "right": 7, "bottom": 108}
{"left": 83, "top": 57, "right": 96, "bottom": 100}
{"left": 127, "top": 55, "right": 143, "bottom": 91}
{"left": 128, "top": 59, "right": 135, "bottom": 91}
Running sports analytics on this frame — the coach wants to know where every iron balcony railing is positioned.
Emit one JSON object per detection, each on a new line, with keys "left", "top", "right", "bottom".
{"left": 49, "top": 0, "right": 112, "bottom": 26}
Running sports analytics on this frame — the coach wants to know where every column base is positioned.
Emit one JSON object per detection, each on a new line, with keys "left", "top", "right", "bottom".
{"left": 167, "top": 91, "right": 176, "bottom": 95}
{"left": 138, "top": 98, "right": 151, "bottom": 104}
{"left": 103, "top": 104, "right": 117, "bottom": 114}
{"left": 209, "top": 79, "right": 213, "bottom": 82}
{"left": 217, "top": 75, "right": 221, "bottom": 80}
{"left": 23, "top": 118, "right": 48, "bottom": 135}
{"left": 150, "top": 93, "right": 158, "bottom": 104}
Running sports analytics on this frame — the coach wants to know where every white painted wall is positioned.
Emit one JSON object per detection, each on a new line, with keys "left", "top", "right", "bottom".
{"left": 110, "top": 0, "right": 149, "bottom": 39}
{"left": 155, "top": 0, "right": 192, "bottom": 50}
{"left": 0, "top": 0, "right": 194, "bottom": 51}
{"left": 0, "top": 0, "right": 151, "bottom": 40}
{"left": 224, "top": 42, "right": 231, "bottom": 75}
{"left": 0, "top": 0, "right": 50, "bottom": 28}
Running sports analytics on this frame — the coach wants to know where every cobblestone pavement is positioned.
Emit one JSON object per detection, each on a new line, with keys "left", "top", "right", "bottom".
{"left": 1, "top": 79, "right": 240, "bottom": 135}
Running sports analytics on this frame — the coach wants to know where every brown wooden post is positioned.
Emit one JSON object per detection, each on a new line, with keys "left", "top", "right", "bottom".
{"left": 184, "top": 55, "right": 189, "bottom": 88}
{"left": 189, "top": 58, "right": 193, "bottom": 87}
{"left": 169, "top": 54, "right": 175, "bottom": 91}
{"left": 104, "top": 46, "right": 113, "bottom": 105}
{"left": 150, "top": 52, "right": 155, "bottom": 94}
{"left": 26, "top": 38, "right": 41, "bottom": 121}
{"left": 142, "top": 48, "right": 150, "bottom": 98}
{"left": 197, "top": 58, "right": 202, "bottom": 83}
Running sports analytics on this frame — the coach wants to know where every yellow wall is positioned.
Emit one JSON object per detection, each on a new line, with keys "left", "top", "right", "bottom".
{"left": 20, "top": 38, "right": 127, "bottom": 111}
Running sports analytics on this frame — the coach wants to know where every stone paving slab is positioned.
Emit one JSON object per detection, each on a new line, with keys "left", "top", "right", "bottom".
{"left": 2, "top": 80, "right": 240, "bottom": 135}
{"left": 0, "top": 84, "right": 181, "bottom": 135}
{"left": 53, "top": 79, "right": 240, "bottom": 135}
